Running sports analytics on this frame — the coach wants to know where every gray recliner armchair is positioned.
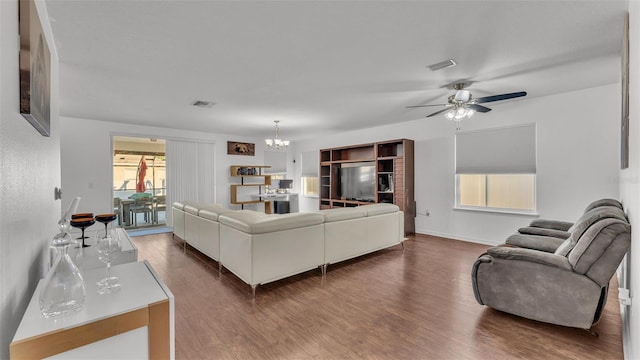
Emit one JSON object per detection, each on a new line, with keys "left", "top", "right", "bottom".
{"left": 472, "top": 206, "right": 630, "bottom": 329}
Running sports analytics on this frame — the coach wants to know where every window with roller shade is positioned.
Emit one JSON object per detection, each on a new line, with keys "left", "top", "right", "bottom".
{"left": 301, "top": 151, "right": 319, "bottom": 197}
{"left": 455, "top": 124, "right": 536, "bottom": 212}
{"left": 264, "top": 150, "right": 287, "bottom": 180}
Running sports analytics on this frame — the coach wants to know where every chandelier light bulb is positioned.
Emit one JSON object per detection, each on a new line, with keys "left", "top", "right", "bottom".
{"left": 466, "top": 109, "right": 475, "bottom": 118}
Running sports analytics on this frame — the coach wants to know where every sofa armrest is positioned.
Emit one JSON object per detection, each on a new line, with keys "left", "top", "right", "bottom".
{"left": 517, "top": 227, "right": 571, "bottom": 239}
{"left": 487, "top": 246, "right": 572, "bottom": 271}
{"left": 505, "top": 234, "right": 566, "bottom": 253}
{"left": 529, "top": 219, "right": 573, "bottom": 231}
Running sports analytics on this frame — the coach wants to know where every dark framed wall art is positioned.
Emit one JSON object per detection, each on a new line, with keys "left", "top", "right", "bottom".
{"left": 621, "top": 12, "right": 629, "bottom": 169}
{"left": 227, "top": 141, "right": 255, "bottom": 156}
{"left": 19, "top": 0, "right": 51, "bottom": 137}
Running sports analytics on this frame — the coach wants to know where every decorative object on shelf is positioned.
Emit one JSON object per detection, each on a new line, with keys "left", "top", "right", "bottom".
{"left": 264, "top": 120, "right": 290, "bottom": 150}
{"left": 70, "top": 213, "right": 95, "bottom": 248}
{"left": 39, "top": 227, "right": 86, "bottom": 318}
{"left": 96, "top": 229, "right": 122, "bottom": 294}
{"left": 230, "top": 165, "right": 273, "bottom": 213}
{"left": 227, "top": 141, "right": 255, "bottom": 156}
{"left": 19, "top": 0, "right": 51, "bottom": 137}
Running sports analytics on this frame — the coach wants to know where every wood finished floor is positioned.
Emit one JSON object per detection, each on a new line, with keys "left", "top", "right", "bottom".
{"left": 132, "top": 233, "right": 623, "bottom": 360}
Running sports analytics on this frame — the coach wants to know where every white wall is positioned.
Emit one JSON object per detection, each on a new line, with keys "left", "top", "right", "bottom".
{"left": 0, "top": 1, "right": 61, "bottom": 358}
{"left": 620, "top": 3, "right": 639, "bottom": 359}
{"left": 295, "top": 83, "right": 620, "bottom": 246}
{"left": 59, "top": 117, "right": 277, "bottom": 221}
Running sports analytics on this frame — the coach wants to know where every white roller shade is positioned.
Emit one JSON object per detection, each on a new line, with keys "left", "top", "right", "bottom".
{"left": 456, "top": 124, "right": 536, "bottom": 174}
{"left": 264, "top": 151, "right": 287, "bottom": 174}
{"left": 301, "top": 151, "right": 319, "bottom": 177}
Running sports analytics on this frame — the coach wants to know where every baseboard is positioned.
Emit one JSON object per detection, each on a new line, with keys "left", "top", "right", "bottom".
{"left": 621, "top": 303, "right": 633, "bottom": 360}
{"left": 415, "top": 228, "right": 500, "bottom": 246}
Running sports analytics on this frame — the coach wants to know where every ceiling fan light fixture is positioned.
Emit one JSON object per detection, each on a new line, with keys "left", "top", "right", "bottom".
{"left": 427, "top": 59, "right": 457, "bottom": 71}
{"left": 445, "top": 111, "right": 455, "bottom": 120}
{"left": 466, "top": 109, "right": 475, "bottom": 118}
{"left": 454, "top": 90, "right": 470, "bottom": 102}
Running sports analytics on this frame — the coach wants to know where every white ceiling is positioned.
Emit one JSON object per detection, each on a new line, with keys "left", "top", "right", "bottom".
{"left": 45, "top": 0, "right": 627, "bottom": 141}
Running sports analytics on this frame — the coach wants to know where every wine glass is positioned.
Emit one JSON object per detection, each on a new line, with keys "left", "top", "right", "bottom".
{"left": 70, "top": 215, "right": 95, "bottom": 248}
{"left": 95, "top": 213, "right": 117, "bottom": 235}
{"left": 95, "top": 229, "right": 122, "bottom": 294}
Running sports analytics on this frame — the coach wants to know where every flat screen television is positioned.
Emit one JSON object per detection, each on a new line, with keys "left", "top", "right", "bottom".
{"left": 338, "top": 162, "right": 375, "bottom": 202}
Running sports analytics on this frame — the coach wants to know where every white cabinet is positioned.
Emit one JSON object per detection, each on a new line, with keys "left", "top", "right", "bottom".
{"left": 10, "top": 261, "right": 175, "bottom": 359}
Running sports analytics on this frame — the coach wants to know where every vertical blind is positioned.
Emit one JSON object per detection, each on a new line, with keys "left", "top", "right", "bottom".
{"left": 455, "top": 123, "right": 536, "bottom": 174}
{"left": 165, "top": 139, "right": 215, "bottom": 225}
{"left": 301, "top": 151, "right": 319, "bottom": 177}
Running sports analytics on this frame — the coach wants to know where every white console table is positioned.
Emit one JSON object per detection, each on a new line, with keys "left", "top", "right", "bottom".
{"left": 10, "top": 260, "right": 175, "bottom": 359}
{"left": 68, "top": 227, "right": 138, "bottom": 270}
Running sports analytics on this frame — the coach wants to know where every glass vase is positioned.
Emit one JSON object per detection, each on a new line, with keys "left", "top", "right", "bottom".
{"left": 39, "top": 238, "right": 86, "bottom": 318}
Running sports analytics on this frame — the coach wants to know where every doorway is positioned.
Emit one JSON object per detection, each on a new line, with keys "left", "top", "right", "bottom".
{"left": 112, "top": 136, "right": 166, "bottom": 230}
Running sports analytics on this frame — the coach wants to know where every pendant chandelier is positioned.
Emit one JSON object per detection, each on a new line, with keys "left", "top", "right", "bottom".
{"left": 265, "top": 120, "right": 289, "bottom": 150}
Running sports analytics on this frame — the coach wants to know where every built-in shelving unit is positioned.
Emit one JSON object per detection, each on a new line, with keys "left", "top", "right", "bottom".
{"left": 319, "top": 139, "right": 415, "bottom": 234}
{"left": 230, "top": 165, "right": 272, "bottom": 213}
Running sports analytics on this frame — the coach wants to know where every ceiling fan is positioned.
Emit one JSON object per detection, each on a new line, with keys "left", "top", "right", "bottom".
{"left": 406, "top": 82, "right": 527, "bottom": 122}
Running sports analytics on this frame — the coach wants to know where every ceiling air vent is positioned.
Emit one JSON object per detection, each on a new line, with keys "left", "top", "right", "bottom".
{"left": 427, "top": 59, "right": 456, "bottom": 71}
{"left": 192, "top": 100, "right": 215, "bottom": 108}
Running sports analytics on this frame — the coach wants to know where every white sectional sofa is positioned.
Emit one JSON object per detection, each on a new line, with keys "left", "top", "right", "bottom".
{"left": 218, "top": 211, "right": 325, "bottom": 294}
{"left": 171, "top": 202, "right": 405, "bottom": 296}
{"left": 171, "top": 201, "right": 188, "bottom": 241}
{"left": 320, "top": 204, "right": 404, "bottom": 269}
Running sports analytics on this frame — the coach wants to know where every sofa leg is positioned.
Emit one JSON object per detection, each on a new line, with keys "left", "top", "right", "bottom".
{"left": 320, "top": 264, "right": 328, "bottom": 277}
{"left": 218, "top": 262, "right": 223, "bottom": 275}
{"left": 251, "top": 284, "right": 258, "bottom": 298}
{"left": 401, "top": 242, "right": 405, "bottom": 251}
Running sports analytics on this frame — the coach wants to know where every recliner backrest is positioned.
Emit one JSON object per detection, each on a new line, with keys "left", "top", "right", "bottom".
{"left": 567, "top": 217, "right": 631, "bottom": 286}
{"left": 583, "top": 198, "right": 623, "bottom": 213}
{"left": 555, "top": 206, "right": 627, "bottom": 257}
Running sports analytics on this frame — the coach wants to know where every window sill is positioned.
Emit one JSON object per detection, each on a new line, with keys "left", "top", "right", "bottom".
{"left": 454, "top": 206, "right": 539, "bottom": 217}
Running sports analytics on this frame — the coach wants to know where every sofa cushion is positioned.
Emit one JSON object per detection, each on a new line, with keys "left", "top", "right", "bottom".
{"left": 362, "top": 203, "right": 399, "bottom": 216}
{"left": 184, "top": 204, "right": 200, "bottom": 215}
{"left": 219, "top": 211, "right": 324, "bottom": 234}
{"left": 198, "top": 204, "right": 234, "bottom": 221}
{"left": 317, "top": 207, "right": 367, "bottom": 222}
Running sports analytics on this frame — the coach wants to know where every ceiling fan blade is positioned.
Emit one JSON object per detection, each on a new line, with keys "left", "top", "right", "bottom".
{"left": 406, "top": 103, "right": 448, "bottom": 109}
{"left": 475, "top": 91, "right": 527, "bottom": 104}
{"left": 426, "top": 107, "right": 453, "bottom": 118}
{"left": 468, "top": 104, "right": 492, "bottom": 113}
